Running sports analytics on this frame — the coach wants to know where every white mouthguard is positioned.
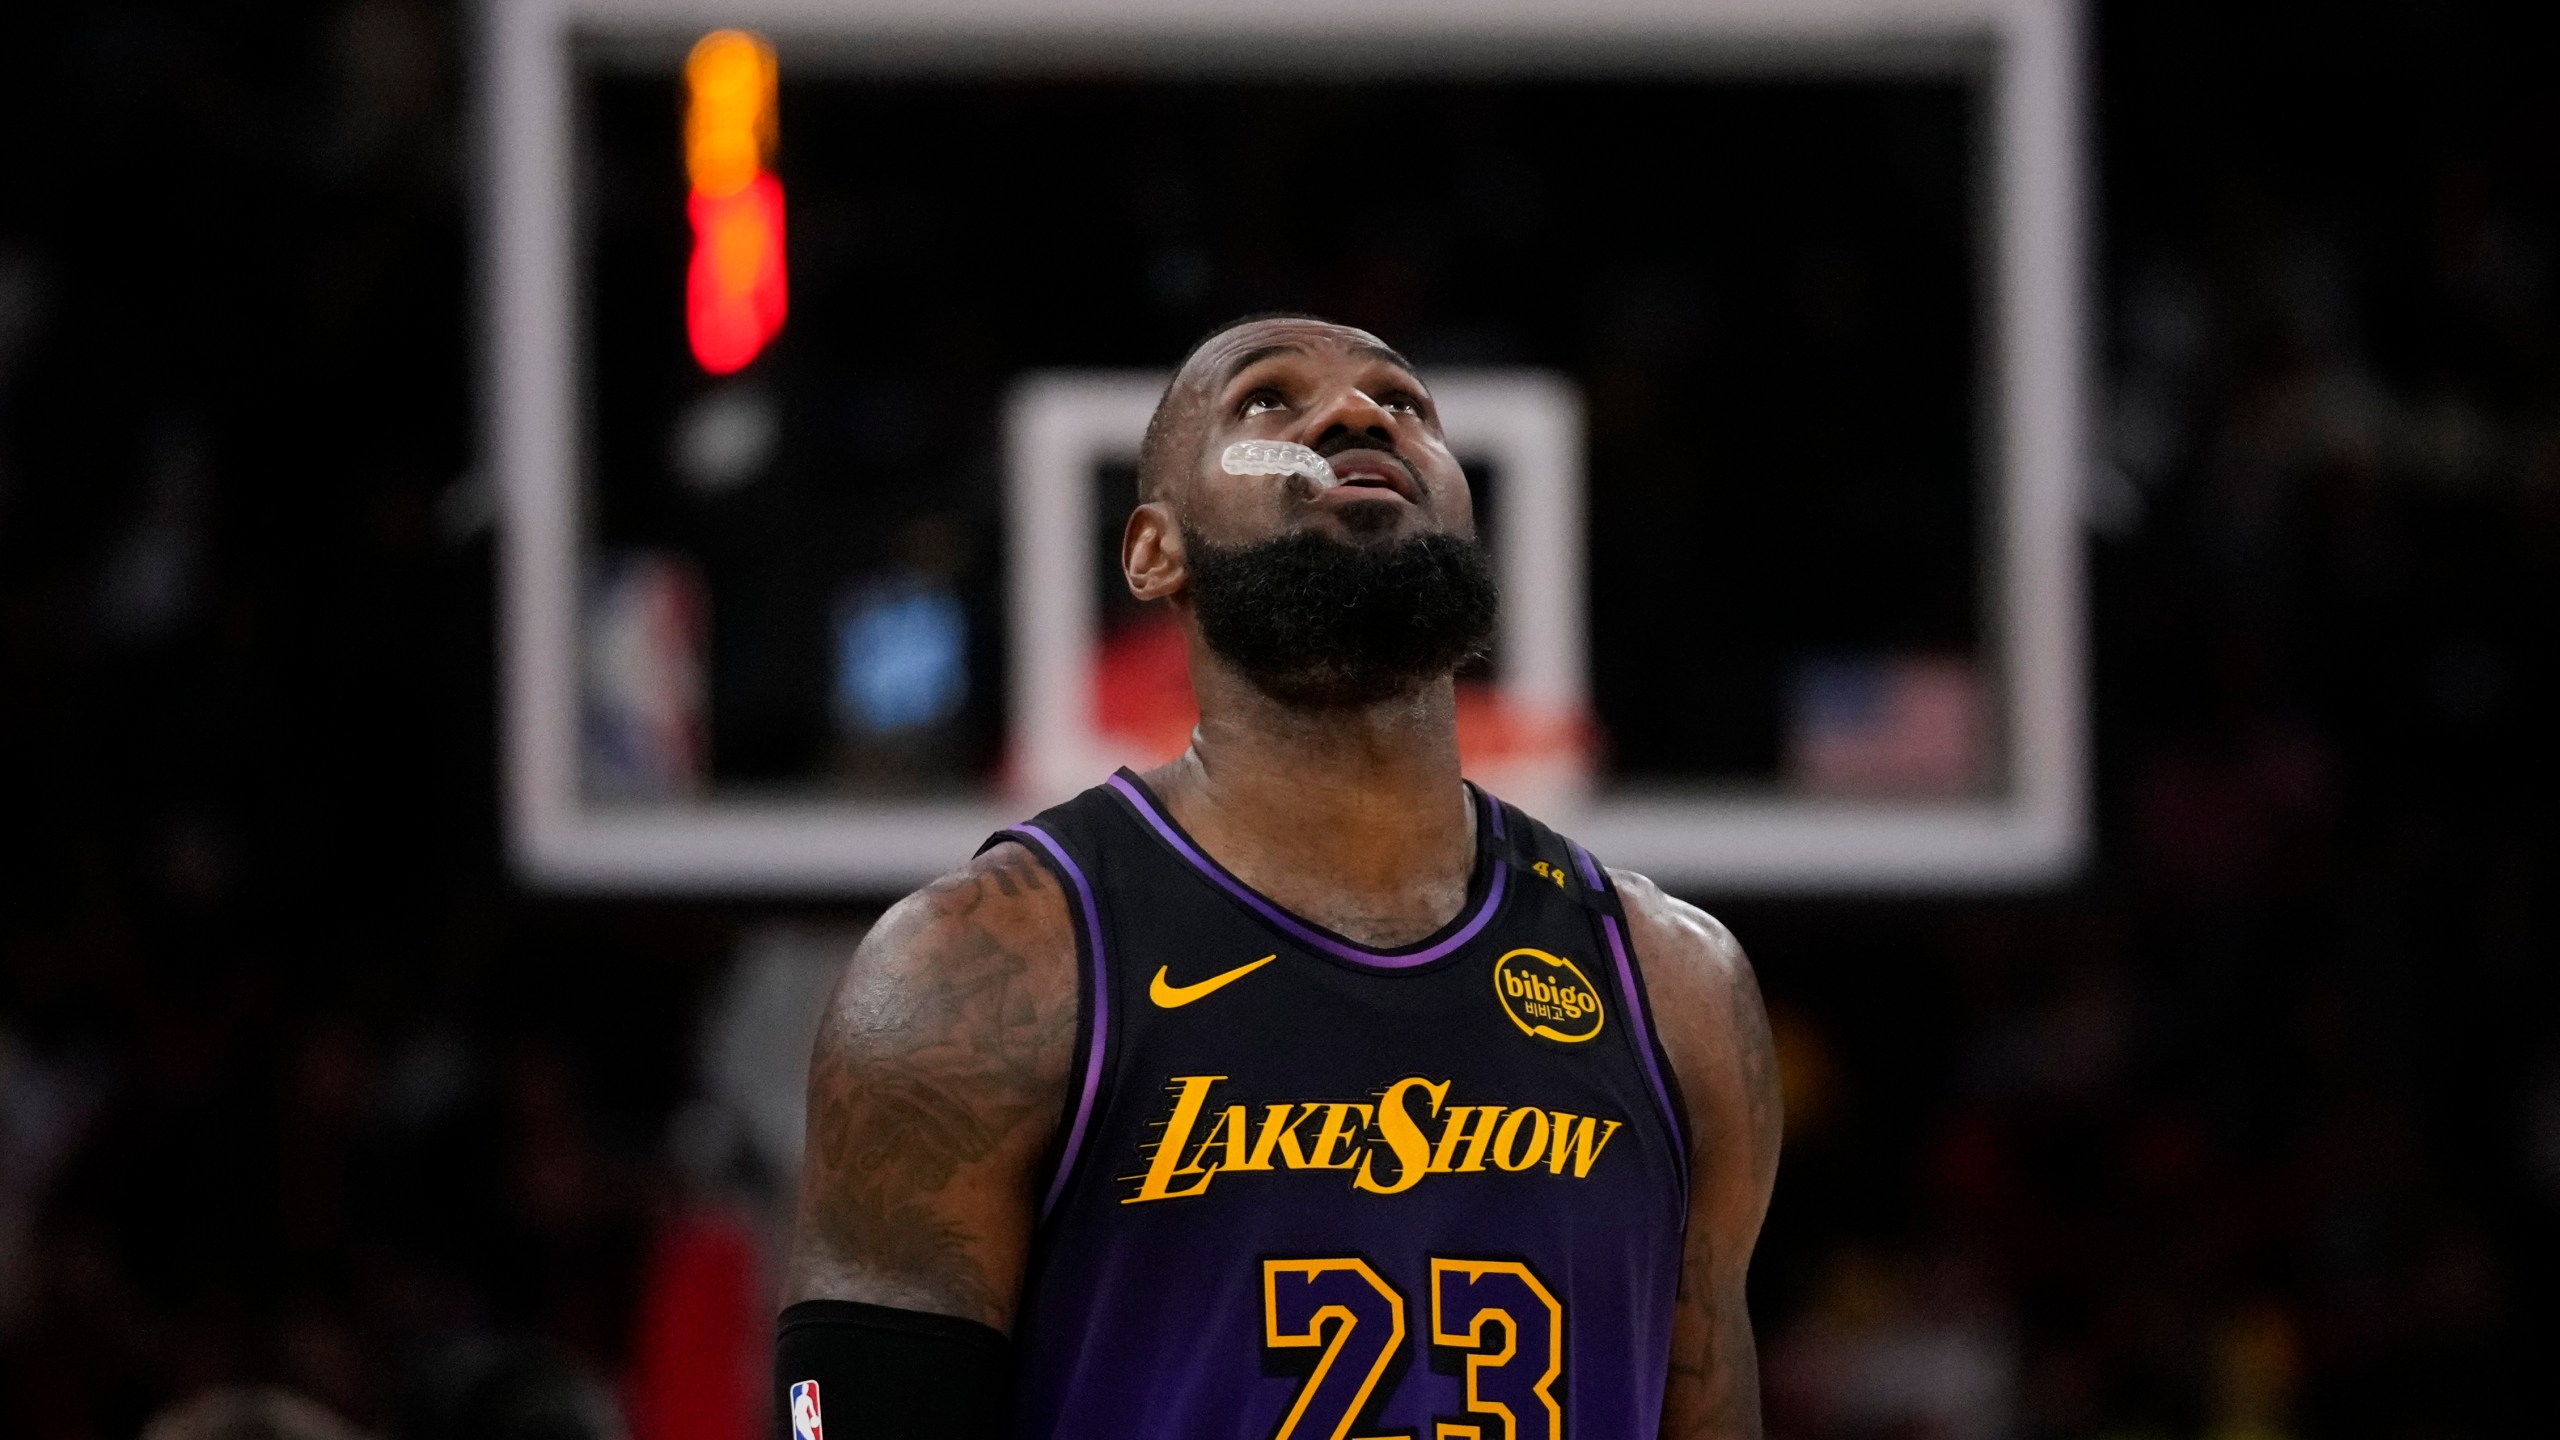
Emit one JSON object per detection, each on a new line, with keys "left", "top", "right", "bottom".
{"left": 1219, "top": 439, "right": 1338, "bottom": 490}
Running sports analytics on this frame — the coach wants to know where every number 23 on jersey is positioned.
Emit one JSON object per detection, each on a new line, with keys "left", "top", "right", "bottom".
{"left": 1261, "top": 1256, "right": 1565, "bottom": 1440}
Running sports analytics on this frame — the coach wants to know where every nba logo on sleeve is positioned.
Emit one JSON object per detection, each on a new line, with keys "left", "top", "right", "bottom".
{"left": 788, "top": 1379, "right": 823, "bottom": 1440}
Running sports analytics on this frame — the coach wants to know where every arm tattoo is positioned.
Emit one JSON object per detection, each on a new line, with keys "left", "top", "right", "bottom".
{"left": 790, "top": 843, "right": 1078, "bottom": 1328}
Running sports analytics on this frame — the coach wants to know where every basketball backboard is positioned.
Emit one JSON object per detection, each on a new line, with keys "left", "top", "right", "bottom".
{"left": 486, "top": 0, "right": 2089, "bottom": 892}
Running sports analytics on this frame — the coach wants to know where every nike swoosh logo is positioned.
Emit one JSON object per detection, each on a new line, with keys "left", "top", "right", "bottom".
{"left": 1150, "top": 954, "right": 1277, "bottom": 1009}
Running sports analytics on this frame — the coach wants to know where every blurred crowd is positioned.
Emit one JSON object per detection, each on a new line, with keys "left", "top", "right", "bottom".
{"left": 0, "top": 3, "right": 2551, "bottom": 1439}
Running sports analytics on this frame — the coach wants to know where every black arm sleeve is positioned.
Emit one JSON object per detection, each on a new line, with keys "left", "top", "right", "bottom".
{"left": 773, "top": 1299, "right": 1013, "bottom": 1439}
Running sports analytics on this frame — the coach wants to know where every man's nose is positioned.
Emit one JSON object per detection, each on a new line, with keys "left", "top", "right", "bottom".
{"left": 1301, "top": 384, "right": 1397, "bottom": 445}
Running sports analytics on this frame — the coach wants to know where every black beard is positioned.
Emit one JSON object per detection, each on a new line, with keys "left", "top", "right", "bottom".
{"left": 1183, "top": 523, "right": 1500, "bottom": 708}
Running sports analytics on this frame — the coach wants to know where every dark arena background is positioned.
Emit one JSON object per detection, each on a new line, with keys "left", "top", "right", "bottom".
{"left": 0, "top": 3, "right": 2552, "bottom": 1438}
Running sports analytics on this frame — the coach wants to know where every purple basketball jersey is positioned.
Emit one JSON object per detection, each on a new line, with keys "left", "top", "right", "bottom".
{"left": 989, "top": 771, "right": 1690, "bottom": 1439}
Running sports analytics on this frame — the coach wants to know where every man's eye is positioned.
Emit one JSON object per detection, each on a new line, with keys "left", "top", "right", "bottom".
{"left": 1381, "top": 393, "right": 1423, "bottom": 415}
{"left": 1242, "top": 393, "right": 1287, "bottom": 417}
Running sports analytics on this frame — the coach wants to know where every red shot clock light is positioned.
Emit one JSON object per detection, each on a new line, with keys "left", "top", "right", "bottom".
{"left": 683, "top": 30, "right": 785, "bottom": 375}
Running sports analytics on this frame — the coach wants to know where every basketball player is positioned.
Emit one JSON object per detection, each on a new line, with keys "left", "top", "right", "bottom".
{"left": 776, "top": 316, "right": 1780, "bottom": 1439}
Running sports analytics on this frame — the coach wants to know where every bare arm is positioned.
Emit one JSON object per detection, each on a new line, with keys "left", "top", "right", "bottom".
{"left": 1613, "top": 869, "right": 1784, "bottom": 1440}
{"left": 783, "top": 841, "right": 1081, "bottom": 1331}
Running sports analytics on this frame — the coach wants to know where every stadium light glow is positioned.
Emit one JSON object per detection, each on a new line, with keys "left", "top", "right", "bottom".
{"left": 683, "top": 30, "right": 784, "bottom": 374}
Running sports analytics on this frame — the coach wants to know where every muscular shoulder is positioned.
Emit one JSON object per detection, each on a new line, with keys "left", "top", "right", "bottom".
{"left": 1606, "top": 868, "right": 1781, "bottom": 1192}
{"left": 789, "top": 841, "right": 1081, "bottom": 1325}
{"left": 838, "top": 840, "right": 1080, "bottom": 1022}
{"left": 1607, "top": 868, "right": 1754, "bottom": 1023}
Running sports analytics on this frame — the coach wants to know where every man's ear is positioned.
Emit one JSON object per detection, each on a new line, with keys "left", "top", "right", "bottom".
{"left": 1123, "top": 501, "right": 1186, "bottom": 602}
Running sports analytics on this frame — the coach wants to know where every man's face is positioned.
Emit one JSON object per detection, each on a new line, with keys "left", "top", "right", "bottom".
{"left": 1171, "top": 318, "right": 1475, "bottom": 547}
{"left": 1128, "top": 319, "right": 1498, "bottom": 708}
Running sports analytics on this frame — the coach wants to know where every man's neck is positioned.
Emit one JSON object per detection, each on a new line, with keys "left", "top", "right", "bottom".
{"left": 1143, "top": 653, "right": 1476, "bottom": 950}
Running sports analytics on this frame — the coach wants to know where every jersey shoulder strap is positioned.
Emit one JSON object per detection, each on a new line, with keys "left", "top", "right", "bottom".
{"left": 1480, "top": 793, "right": 1619, "bottom": 919}
{"left": 975, "top": 782, "right": 1130, "bottom": 1226}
